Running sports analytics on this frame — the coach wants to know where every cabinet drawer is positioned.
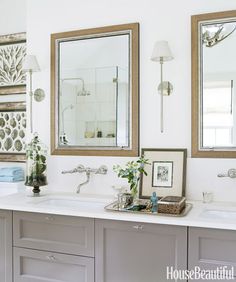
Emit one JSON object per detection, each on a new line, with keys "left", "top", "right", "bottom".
{"left": 14, "top": 247, "right": 94, "bottom": 282}
{"left": 96, "top": 219, "right": 187, "bottom": 282}
{"left": 13, "top": 211, "right": 94, "bottom": 257}
{"left": 189, "top": 227, "right": 236, "bottom": 281}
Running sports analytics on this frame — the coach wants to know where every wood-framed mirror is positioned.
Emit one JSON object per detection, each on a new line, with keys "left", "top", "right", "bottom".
{"left": 51, "top": 23, "right": 139, "bottom": 156}
{"left": 192, "top": 10, "right": 236, "bottom": 158}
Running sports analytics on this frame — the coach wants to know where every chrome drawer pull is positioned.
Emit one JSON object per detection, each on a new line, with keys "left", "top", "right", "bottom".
{"left": 45, "top": 216, "right": 55, "bottom": 221}
{"left": 133, "top": 225, "right": 144, "bottom": 230}
{"left": 46, "top": 255, "right": 56, "bottom": 261}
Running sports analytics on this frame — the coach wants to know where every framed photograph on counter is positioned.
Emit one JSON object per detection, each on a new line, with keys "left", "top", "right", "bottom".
{"left": 139, "top": 148, "right": 187, "bottom": 199}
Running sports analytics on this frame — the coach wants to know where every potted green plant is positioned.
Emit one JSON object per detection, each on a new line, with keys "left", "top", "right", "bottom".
{"left": 113, "top": 156, "right": 150, "bottom": 200}
{"left": 25, "top": 133, "right": 48, "bottom": 196}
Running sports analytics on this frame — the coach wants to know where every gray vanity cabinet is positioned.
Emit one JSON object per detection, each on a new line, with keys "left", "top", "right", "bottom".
{"left": 0, "top": 210, "right": 12, "bottom": 282}
{"left": 95, "top": 219, "right": 187, "bottom": 282}
{"left": 13, "top": 247, "right": 94, "bottom": 282}
{"left": 13, "top": 211, "right": 94, "bottom": 256}
{"left": 13, "top": 212, "right": 95, "bottom": 282}
{"left": 188, "top": 227, "right": 236, "bottom": 281}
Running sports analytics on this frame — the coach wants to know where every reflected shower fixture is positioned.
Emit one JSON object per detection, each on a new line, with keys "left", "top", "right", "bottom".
{"left": 151, "top": 41, "right": 174, "bottom": 133}
{"left": 60, "top": 104, "right": 74, "bottom": 145}
{"left": 22, "top": 55, "right": 45, "bottom": 133}
{"left": 61, "top": 104, "right": 74, "bottom": 135}
{"left": 77, "top": 77, "right": 90, "bottom": 96}
{"left": 202, "top": 23, "right": 236, "bottom": 47}
{"left": 61, "top": 78, "right": 90, "bottom": 96}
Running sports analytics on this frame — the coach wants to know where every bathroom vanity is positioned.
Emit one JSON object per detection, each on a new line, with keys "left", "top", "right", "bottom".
{"left": 0, "top": 193, "right": 235, "bottom": 282}
{"left": 11, "top": 212, "right": 187, "bottom": 282}
{"left": 0, "top": 209, "right": 187, "bottom": 282}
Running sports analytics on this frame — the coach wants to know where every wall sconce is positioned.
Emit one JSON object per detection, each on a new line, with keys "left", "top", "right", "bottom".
{"left": 151, "top": 41, "right": 174, "bottom": 133}
{"left": 22, "top": 55, "right": 45, "bottom": 133}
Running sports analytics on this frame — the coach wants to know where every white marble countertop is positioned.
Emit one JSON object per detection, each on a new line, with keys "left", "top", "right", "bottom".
{"left": 0, "top": 191, "right": 236, "bottom": 231}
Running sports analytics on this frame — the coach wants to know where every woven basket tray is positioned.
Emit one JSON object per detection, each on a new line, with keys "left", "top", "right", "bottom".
{"left": 158, "top": 196, "right": 186, "bottom": 215}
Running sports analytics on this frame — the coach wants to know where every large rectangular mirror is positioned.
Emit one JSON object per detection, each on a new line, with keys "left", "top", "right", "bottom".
{"left": 51, "top": 23, "right": 139, "bottom": 156}
{"left": 192, "top": 10, "right": 236, "bottom": 158}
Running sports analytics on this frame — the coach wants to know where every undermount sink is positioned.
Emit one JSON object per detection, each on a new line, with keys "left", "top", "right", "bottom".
{"left": 200, "top": 208, "right": 236, "bottom": 220}
{"left": 33, "top": 196, "right": 107, "bottom": 210}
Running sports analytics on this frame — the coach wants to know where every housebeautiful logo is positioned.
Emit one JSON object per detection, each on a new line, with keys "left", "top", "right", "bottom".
{"left": 166, "top": 266, "right": 234, "bottom": 280}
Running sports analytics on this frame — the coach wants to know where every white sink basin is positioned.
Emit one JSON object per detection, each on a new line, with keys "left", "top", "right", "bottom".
{"left": 33, "top": 196, "right": 107, "bottom": 210}
{"left": 200, "top": 209, "right": 236, "bottom": 220}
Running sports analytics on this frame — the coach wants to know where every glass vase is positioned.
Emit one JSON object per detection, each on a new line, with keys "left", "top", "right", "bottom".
{"left": 131, "top": 184, "right": 139, "bottom": 204}
{"left": 25, "top": 133, "right": 48, "bottom": 196}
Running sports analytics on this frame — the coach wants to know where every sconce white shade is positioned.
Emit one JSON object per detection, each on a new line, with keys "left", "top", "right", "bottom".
{"left": 22, "top": 55, "right": 40, "bottom": 72}
{"left": 151, "top": 41, "right": 173, "bottom": 62}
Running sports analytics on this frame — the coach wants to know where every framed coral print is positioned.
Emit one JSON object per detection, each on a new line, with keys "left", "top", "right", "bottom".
{"left": 0, "top": 32, "right": 26, "bottom": 95}
{"left": 139, "top": 148, "right": 187, "bottom": 199}
{"left": 0, "top": 102, "right": 26, "bottom": 162}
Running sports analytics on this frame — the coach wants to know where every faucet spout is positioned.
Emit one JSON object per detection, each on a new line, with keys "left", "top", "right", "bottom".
{"left": 61, "top": 164, "right": 108, "bottom": 193}
{"left": 76, "top": 171, "right": 90, "bottom": 193}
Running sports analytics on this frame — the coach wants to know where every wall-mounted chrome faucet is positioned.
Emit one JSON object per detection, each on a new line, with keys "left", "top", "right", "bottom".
{"left": 217, "top": 168, "right": 236, "bottom": 179}
{"left": 62, "top": 165, "right": 108, "bottom": 193}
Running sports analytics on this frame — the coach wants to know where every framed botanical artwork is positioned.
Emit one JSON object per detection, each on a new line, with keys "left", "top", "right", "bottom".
{"left": 152, "top": 161, "right": 173, "bottom": 188}
{"left": 0, "top": 32, "right": 26, "bottom": 95}
{"left": 0, "top": 102, "right": 26, "bottom": 162}
{"left": 139, "top": 148, "right": 187, "bottom": 199}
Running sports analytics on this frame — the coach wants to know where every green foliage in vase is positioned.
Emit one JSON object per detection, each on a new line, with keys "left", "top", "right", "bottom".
{"left": 113, "top": 156, "right": 150, "bottom": 196}
{"left": 25, "top": 135, "right": 47, "bottom": 187}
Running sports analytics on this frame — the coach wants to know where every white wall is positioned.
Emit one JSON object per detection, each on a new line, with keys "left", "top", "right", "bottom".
{"left": 26, "top": 0, "right": 236, "bottom": 202}
{"left": 0, "top": 0, "right": 26, "bottom": 35}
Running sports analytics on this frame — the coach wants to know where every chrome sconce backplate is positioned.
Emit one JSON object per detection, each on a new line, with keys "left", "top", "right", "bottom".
{"left": 158, "top": 81, "right": 173, "bottom": 96}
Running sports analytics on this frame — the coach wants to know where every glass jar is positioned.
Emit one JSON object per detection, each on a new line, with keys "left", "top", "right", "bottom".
{"left": 25, "top": 133, "right": 48, "bottom": 196}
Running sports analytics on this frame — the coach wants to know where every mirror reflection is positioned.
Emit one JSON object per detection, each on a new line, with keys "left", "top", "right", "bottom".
{"left": 191, "top": 11, "right": 236, "bottom": 158}
{"left": 59, "top": 35, "right": 129, "bottom": 147}
{"left": 201, "top": 20, "right": 236, "bottom": 149}
{"left": 51, "top": 23, "right": 139, "bottom": 156}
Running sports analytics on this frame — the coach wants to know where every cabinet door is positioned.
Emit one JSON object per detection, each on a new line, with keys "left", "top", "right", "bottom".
{"left": 189, "top": 227, "right": 236, "bottom": 281}
{"left": 13, "top": 211, "right": 94, "bottom": 257}
{"left": 0, "top": 210, "right": 12, "bottom": 282}
{"left": 14, "top": 247, "right": 94, "bottom": 282}
{"left": 95, "top": 219, "right": 187, "bottom": 282}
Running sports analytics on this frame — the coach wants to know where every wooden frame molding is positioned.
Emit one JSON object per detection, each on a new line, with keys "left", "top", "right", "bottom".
{"left": 51, "top": 23, "right": 139, "bottom": 157}
{"left": 191, "top": 10, "right": 236, "bottom": 158}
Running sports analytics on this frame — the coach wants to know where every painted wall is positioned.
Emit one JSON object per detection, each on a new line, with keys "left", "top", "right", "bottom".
{"left": 0, "top": 0, "right": 26, "bottom": 35}
{"left": 26, "top": 0, "right": 236, "bottom": 202}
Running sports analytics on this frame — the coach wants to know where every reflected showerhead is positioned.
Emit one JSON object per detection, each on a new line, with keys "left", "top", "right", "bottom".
{"left": 61, "top": 77, "right": 90, "bottom": 96}
{"left": 77, "top": 88, "right": 90, "bottom": 96}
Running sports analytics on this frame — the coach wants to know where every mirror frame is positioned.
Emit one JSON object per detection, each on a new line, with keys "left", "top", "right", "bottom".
{"left": 192, "top": 10, "right": 236, "bottom": 158}
{"left": 51, "top": 23, "right": 139, "bottom": 156}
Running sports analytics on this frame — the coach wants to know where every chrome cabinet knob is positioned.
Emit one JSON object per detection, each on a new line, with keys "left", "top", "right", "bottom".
{"left": 132, "top": 224, "right": 144, "bottom": 230}
{"left": 45, "top": 216, "right": 55, "bottom": 221}
{"left": 46, "top": 255, "right": 56, "bottom": 261}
